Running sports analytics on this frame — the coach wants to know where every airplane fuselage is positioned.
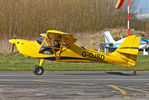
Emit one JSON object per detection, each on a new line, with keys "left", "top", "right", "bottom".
{"left": 9, "top": 38, "right": 136, "bottom": 67}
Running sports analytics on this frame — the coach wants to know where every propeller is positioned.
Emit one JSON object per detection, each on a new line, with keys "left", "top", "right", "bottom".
{"left": 11, "top": 25, "right": 18, "bottom": 52}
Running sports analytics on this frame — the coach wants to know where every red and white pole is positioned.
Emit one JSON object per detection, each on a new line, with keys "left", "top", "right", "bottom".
{"left": 116, "top": 0, "right": 129, "bottom": 36}
{"left": 128, "top": 0, "right": 130, "bottom": 36}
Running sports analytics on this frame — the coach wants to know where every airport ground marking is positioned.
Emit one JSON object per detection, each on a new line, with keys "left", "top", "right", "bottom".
{"left": 33, "top": 80, "right": 96, "bottom": 86}
{"left": 120, "top": 86, "right": 149, "bottom": 94}
{"left": 106, "top": 85, "right": 130, "bottom": 99}
{"left": 32, "top": 79, "right": 149, "bottom": 81}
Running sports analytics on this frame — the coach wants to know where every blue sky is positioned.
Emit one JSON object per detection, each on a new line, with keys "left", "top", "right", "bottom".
{"left": 136, "top": 0, "right": 149, "bottom": 14}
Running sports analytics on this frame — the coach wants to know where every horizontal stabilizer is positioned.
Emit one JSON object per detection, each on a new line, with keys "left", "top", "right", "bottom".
{"left": 100, "top": 45, "right": 117, "bottom": 49}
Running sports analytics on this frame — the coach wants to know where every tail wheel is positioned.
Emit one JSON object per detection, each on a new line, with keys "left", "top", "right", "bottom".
{"left": 32, "top": 65, "right": 44, "bottom": 75}
{"left": 133, "top": 71, "right": 136, "bottom": 75}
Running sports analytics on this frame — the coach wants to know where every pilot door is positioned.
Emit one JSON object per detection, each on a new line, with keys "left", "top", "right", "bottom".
{"left": 39, "top": 31, "right": 77, "bottom": 60}
{"left": 39, "top": 34, "right": 66, "bottom": 60}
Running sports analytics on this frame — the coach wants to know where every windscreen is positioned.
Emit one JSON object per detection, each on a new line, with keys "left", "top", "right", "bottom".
{"left": 36, "top": 37, "right": 44, "bottom": 45}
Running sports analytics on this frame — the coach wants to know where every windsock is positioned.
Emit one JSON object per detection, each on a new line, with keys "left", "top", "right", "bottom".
{"left": 115, "top": 0, "right": 125, "bottom": 9}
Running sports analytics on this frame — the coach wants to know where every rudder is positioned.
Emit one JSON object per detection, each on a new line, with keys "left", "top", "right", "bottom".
{"left": 112, "top": 36, "right": 141, "bottom": 66}
{"left": 115, "top": 36, "right": 140, "bottom": 55}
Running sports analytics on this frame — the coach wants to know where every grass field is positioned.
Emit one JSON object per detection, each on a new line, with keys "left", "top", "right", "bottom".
{"left": 0, "top": 53, "right": 149, "bottom": 71}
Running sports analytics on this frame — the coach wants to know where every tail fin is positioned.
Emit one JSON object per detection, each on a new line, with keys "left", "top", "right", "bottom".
{"left": 112, "top": 36, "right": 141, "bottom": 66}
{"left": 104, "top": 31, "right": 115, "bottom": 43}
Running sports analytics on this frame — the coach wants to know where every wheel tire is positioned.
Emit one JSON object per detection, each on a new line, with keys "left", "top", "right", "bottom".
{"left": 32, "top": 65, "right": 44, "bottom": 75}
{"left": 133, "top": 71, "right": 136, "bottom": 75}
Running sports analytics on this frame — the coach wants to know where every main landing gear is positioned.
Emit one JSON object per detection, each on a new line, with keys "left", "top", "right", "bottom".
{"left": 131, "top": 67, "right": 136, "bottom": 75}
{"left": 129, "top": 67, "right": 137, "bottom": 75}
{"left": 32, "top": 65, "right": 44, "bottom": 75}
{"left": 32, "top": 59, "right": 45, "bottom": 75}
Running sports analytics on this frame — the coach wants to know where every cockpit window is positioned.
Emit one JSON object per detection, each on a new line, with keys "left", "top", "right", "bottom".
{"left": 36, "top": 37, "right": 44, "bottom": 45}
{"left": 38, "top": 35, "right": 70, "bottom": 55}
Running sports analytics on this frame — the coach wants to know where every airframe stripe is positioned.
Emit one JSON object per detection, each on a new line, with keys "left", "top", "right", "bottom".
{"left": 43, "top": 57, "right": 100, "bottom": 61}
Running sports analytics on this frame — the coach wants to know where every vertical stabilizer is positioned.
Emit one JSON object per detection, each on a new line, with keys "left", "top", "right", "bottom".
{"left": 104, "top": 31, "right": 115, "bottom": 43}
{"left": 111, "top": 36, "right": 141, "bottom": 66}
{"left": 115, "top": 36, "right": 140, "bottom": 55}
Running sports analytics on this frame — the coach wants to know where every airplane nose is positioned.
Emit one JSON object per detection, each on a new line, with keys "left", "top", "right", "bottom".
{"left": 9, "top": 39, "right": 16, "bottom": 44}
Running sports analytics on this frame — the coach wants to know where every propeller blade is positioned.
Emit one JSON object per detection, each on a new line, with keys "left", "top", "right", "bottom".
{"left": 11, "top": 44, "right": 15, "bottom": 53}
{"left": 10, "top": 24, "right": 18, "bottom": 53}
{"left": 14, "top": 25, "right": 18, "bottom": 39}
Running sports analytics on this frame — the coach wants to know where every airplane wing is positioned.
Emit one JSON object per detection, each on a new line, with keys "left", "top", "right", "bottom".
{"left": 100, "top": 45, "right": 117, "bottom": 49}
{"left": 97, "top": 43, "right": 117, "bottom": 50}
{"left": 141, "top": 38, "right": 149, "bottom": 43}
{"left": 46, "top": 30, "right": 77, "bottom": 45}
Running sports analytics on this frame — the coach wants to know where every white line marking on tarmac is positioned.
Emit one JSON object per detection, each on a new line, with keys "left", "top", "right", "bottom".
{"left": 146, "top": 83, "right": 149, "bottom": 85}
{"left": 0, "top": 75, "right": 72, "bottom": 76}
{"left": 32, "top": 79, "right": 149, "bottom": 81}
{"left": 38, "top": 79, "right": 149, "bottom": 81}
{"left": 0, "top": 79, "right": 149, "bottom": 82}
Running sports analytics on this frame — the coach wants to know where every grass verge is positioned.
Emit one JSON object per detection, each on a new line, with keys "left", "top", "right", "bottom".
{"left": 0, "top": 53, "right": 149, "bottom": 71}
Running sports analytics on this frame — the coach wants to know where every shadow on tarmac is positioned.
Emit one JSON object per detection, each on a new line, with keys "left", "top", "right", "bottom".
{"left": 63, "top": 73, "right": 107, "bottom": 76}
{"left": 106, "top": 72, "right": 136, "bottom": 76}
{"left": 62, "top": 71, "right": 138, "bottom": 76}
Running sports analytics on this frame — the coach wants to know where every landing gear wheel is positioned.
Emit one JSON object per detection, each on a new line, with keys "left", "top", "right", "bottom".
{"left": 133, "top": 70, "right": 136, "bottom": 75}
{"left": 32, "top": 65, "right": 44, "bottom": 75}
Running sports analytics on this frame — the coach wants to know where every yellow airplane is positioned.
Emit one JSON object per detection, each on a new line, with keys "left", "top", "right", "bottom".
{"left": 9, "top": 30, "right": 141, "bottom": 75}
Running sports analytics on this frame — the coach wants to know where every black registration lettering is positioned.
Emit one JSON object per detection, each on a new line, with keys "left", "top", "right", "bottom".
{"left": 82, "top": 51, "right": 87, "bottom": 57}
{"left": 82, "top": 51, "right": 105, "bottom": 60}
